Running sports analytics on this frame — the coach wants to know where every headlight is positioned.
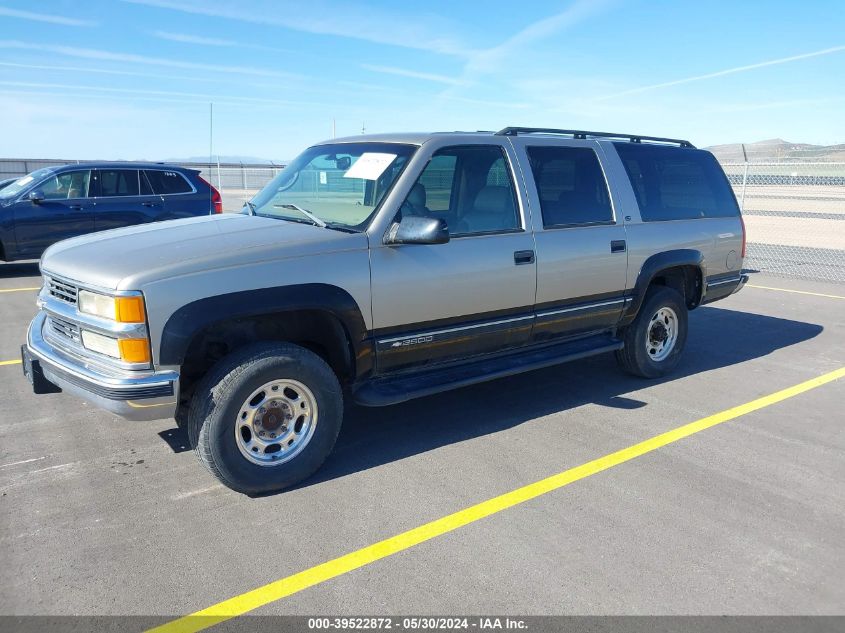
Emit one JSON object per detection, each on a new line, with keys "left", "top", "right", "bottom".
{"left": 81, "top": 330, "right": 151, "bottom": 363}
{"left": 78, "top": 290, "right": 145, "bottom": 323}
{"left": 80, "top": 330, "right": 121, "bottom": 358}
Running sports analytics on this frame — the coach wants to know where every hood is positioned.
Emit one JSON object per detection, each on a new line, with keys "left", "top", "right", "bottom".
{"left": 41, "top": 214, "right": 367, "bottom": 290}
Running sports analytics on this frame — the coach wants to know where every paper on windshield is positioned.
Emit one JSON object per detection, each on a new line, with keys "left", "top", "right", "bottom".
{"left": 16, "top": 175, "right": 33, "bottom": 186}
{"left": 343, "top": 153, "right": 396, "bottom": 181}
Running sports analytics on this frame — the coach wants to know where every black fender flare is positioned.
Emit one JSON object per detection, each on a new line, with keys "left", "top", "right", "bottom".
{"left": 158, "top": 283, "right": 372, "bottom": 378}
{"left": 620, "top": 249, "right": 706, "bottom": 326}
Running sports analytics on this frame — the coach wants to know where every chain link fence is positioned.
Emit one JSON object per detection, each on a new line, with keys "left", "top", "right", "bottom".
{"left": 192, "top": 165, "right": 284, "bottom": 211}
{"left": 722, "top": 162, "right": 845, "bottom": 283}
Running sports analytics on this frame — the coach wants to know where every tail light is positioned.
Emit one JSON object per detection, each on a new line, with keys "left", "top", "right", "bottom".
{"left": 739, "top": 214, "right": 747, "bottom": 259}
{"left": 198, "top": 175, "right": 223, "bottom": 213}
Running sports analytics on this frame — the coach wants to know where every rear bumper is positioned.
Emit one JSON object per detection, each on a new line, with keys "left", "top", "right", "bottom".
{"left": 25, "top": 311, "right": 178, "bottom": 421}
{"left": 702, "top": 273, "right": 748, "bottom": 305}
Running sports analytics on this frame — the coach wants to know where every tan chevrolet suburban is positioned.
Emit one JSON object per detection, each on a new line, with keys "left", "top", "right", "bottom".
{"left": 22, "top": 127, "right": 747, "bottom": 494}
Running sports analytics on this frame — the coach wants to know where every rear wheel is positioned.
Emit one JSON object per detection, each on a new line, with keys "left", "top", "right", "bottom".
{"left": 616, "top": 286, "right": 688, "bottom": 378}
{"left": 187, "top": 342, "right": 342, "bottom": 495}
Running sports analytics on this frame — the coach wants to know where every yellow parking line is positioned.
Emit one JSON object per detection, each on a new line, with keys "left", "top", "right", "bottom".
{"left": 0, "top": 287, "right": 39, "bottom": 293}
{"left": 148, "top": 366, "right": 845, "bottom": 633}
{"left": 747, "top": 284, "right": 845, "bottom": 300}
{"left": 0, "top": 359, "right": 21, "bottom": 366}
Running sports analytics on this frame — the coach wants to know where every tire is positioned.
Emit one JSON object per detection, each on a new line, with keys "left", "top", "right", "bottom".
{"left": 615, "top": 286, "right": 688, "bottom": 379}
{"left": 186, "top": 342, "right": 343, "bottom": 495}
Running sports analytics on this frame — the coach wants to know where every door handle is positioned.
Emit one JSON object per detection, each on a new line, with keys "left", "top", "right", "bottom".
{"left": 610, "top": 240, "right": 626, "bottom": 253}
{"left": 142, "top": 201, "right": 159, "bottom": 207}
{"left": 68, "top": 204, "right": 83, "bottom": 211}
{"left": 514, "top": 250, "right": 535, "bottom": 265}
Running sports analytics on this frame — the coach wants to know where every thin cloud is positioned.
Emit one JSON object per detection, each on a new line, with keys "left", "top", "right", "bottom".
{"left": 0, "top": 61, "right": 219, "bottom": 83}
{"left": 151, "top": 30, "right": 236, "bottom": 46}
{"left": 361, "top": 64, "right": 464, "bottom": 86}
{"left": 598, "top": 45, "right": 845, "bottom": 100}
{"left": 122, "top": 0, "right": 471, "bottom": 56}
{"left": 0, "top": 80, "right": 319, "bottom": 107}
{"left": 0, "top": 40, "right": 299, "bottom": 78}
{"left": 0, "top": 6, "right": 97, "bottom": 27}
{"left": 149, "top": 30, "right": 291, "bottom": 53}
{"left": 697, "top": 96, "right": 845, "bottom": 114}
{"left": 464, "top": 0, "right": 615, "bottom": 77}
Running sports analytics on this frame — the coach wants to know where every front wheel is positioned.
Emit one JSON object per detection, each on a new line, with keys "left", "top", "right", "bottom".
{"left": 187, "top": 342, "right": 343, "bottom": 495}
{"left": 615, "top": 286, "right": 688, "bottom": 378}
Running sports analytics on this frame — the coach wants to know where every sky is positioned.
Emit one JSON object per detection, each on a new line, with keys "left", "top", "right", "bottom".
{"left": 0, "top": 0, "right": 844, "bottom": 161}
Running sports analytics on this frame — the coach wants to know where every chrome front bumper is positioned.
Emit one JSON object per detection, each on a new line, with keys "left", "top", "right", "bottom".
{"left": 25, "top": 311, "right": 179, "bottom": 421}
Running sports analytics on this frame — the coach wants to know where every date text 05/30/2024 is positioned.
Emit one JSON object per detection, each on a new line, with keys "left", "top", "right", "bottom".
{"left": 307, "top": 617, "right": 528, "bottom": 630}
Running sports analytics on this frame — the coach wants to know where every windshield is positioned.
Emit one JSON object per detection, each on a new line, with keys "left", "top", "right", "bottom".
{"left": 249, "top": 142, "right": 416, "bottom": 230}
{"left": 0, "top": 168, "right": 55, "bottom": 200}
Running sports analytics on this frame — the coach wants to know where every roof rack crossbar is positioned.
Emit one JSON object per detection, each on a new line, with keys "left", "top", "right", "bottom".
{"left": 495, "top": 127, "right": 695, "bottom": 148}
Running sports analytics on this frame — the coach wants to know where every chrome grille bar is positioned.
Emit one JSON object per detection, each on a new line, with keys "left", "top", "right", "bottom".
{"left": 46, "top": 276, "right": 79, "bottom": 305}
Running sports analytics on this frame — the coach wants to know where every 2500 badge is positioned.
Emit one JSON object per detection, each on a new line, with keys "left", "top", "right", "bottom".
{"left": 391, "top": 335, "right": 434, "bottom": 348}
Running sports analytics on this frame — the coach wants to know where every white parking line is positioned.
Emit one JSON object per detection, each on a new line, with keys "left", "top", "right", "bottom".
{"left": 0, "top": 456, "right": 47, "bottom": 469}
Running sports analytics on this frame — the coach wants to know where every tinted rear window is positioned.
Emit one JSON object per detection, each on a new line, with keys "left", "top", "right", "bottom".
{"left": 614, "top": 144, "right": 739, "bottom": 221}
{"left": 527, "top": 146, "right": 613, "bottom": 226}
{"left": 144, "top": 169, "right": 193, "bottom": 195}
{"left": 99, "top": 170, "right": 139, "bottom": 197}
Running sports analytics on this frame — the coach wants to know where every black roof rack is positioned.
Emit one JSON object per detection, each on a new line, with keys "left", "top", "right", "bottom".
{"left": 495, "top": 127, "right": 695, "bottom": 148}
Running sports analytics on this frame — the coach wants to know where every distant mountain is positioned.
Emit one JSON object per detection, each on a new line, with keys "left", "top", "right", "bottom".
{"left": 707, "top": 139, "right": 845, "bottom": 162}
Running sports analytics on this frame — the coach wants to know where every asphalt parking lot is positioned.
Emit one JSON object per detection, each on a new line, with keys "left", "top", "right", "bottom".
{"left": 1, "top": 262, "right": 843, "bottom": 625}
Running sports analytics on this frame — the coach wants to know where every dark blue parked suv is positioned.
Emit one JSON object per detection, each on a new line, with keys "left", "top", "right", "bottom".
{"left": 0, "top": 162, "right": 223, "bottom": 262}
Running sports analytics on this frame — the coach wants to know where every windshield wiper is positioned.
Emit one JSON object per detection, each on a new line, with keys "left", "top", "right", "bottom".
{"left": 273, "top": 204, "right": 326, "bottom": 227}
{"left": 242, "top": 200, "right": 256, "bottom": 215}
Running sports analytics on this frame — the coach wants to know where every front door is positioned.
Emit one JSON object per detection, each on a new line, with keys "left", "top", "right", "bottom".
{"left": 370, "top": 143, "right": 537, "bottom": 373}
{"left": 12, "top": 169, "right": 94, "bottom": 258}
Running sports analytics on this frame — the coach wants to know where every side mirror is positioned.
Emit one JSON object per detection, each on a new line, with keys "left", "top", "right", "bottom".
{"left": 28, "top": 190, "right": 45, "bottom": 205}
{"left": 385, "top": 215, "right": 450, "bottom": 245}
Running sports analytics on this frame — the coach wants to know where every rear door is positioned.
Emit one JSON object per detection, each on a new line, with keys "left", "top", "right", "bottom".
{"left": 509, "top": 138, "right": 630, "bottom": 341}
{"left": 11, "top": 169, "right": 94, "bottom": 258}
{"left": 92, "top": 168, "right": 163, "bottom": 231}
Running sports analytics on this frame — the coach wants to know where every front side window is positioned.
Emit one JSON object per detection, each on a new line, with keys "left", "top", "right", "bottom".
{"left": 402, "top": 145, "right": 520, "bottom": 236}
{"left": 527, "top": 146, "right": 613, "bottom": 227}
{"left": 250, "top": 142, "right": 416, "bottom": 230}
{"left": 614, "top": 143, "right": 740, "bottom": 221}
{"left": 39, "top": 170, "right": 92, "bottom": 200}
{"left": 99, "top": 170, "right": 139, "bottom": 197}
{"left": 0, "top": 168, "right": 55, "bottom": 200}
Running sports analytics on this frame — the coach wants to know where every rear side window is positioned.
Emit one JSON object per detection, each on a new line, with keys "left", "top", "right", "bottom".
{"left": 614, "top": 144, "right": 739, "bottom": 221}
{"left": 99, "top": 170, "right": 139, "bottom": 197}
{"left": 527, "top": 146, "right": 613, "bottom": 227}
{"left": 144, "top": 170, "right": 193, "bottom": 195}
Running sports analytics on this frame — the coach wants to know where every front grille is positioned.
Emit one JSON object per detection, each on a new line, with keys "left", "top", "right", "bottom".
{"left": 47, "top": 277, "right": 78, "bottom": 305}
{"left": 49, "top": 316, "right": 81, "bottom": 344}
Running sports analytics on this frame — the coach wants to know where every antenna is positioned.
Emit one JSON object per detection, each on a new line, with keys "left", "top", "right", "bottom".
{"left": 361, "top": 121, "right": 366, "bottom": 135}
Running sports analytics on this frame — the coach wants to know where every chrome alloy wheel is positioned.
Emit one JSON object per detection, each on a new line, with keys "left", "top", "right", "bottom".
{"left": 235, "top": 379, "right": 318, "bottom": 467}
{"left": 645, "top": 306, "right": 678, "bottom": 362}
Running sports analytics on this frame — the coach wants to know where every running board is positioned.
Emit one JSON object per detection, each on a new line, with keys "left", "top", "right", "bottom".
{"left": 354, "top": 334, "right": 623, "bottom": 407}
